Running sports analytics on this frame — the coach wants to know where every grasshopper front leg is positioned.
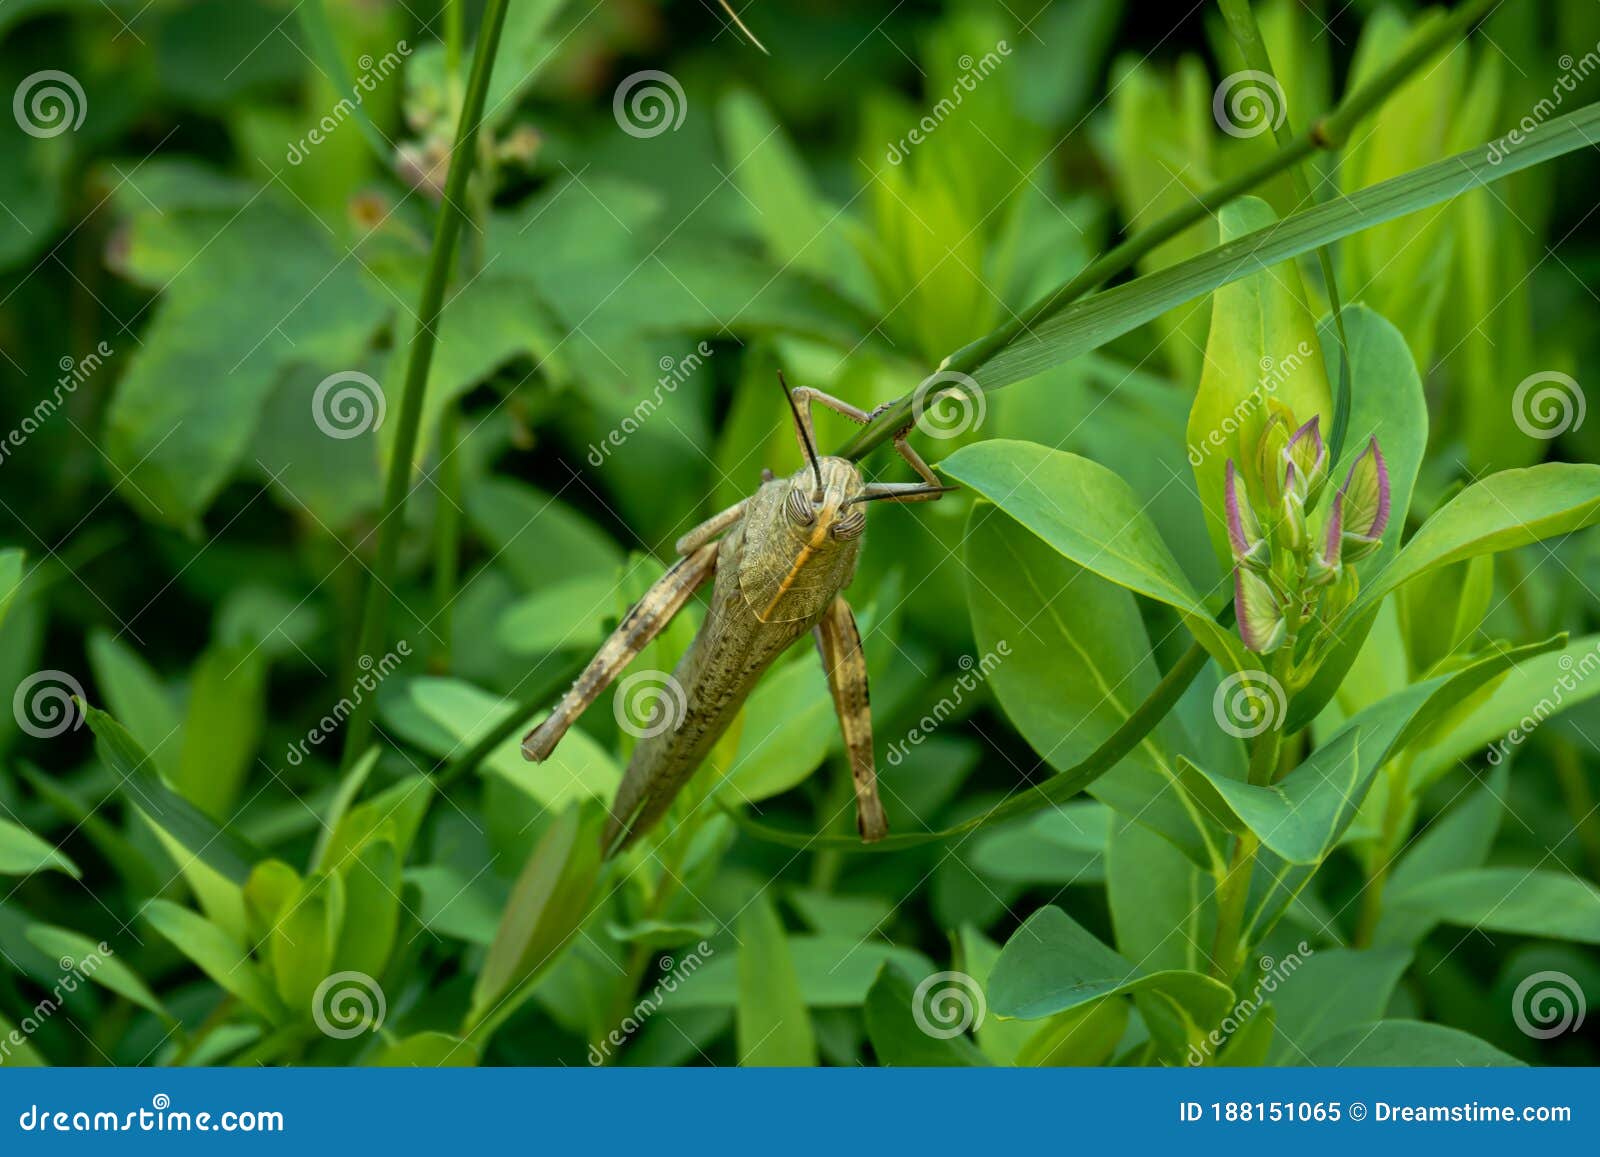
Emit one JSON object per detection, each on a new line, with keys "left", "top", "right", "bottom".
{"left": 815, "top": 596, "right": 887, "bottom": 841}
{"left": 788, "top": 381, "right": 952, "bottom": 502}
{"left": 522, "top": 539, "right": 720, "bottom": 761}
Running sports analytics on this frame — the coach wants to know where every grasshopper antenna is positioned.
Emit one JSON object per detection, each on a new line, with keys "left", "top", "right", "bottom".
{"left": 717, "top": 0, "right": 769, "bottom": 54}
{"left": 778, "top": 371, "right": 824, "bottom": 498}
{"left": 848, "top": 484, "right": 959, "bottom": 505}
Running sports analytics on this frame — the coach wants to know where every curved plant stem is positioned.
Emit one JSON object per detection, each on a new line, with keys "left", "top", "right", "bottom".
{"left": 837, "top": 0, "right": 1497, "bottom": 464}
{"left": 730, "top": 631, "right": 1217, "bottom": 851}
{"left": 340, "top": 0, "right": 512, "bottom": 769}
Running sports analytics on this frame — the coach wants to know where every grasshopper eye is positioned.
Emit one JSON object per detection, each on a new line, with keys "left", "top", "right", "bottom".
{"left": 831, "top": 509, "right": 866, "bottom": 541}
{"left": 785, "top": 488, "right": 816, "bottom": 525}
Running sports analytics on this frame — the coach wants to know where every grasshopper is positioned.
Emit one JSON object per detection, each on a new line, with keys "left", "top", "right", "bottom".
{"left": 523, "top": 376, "right": 952, "bottom": 857}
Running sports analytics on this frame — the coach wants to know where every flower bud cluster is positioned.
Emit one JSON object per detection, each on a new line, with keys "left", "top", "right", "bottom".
{"left": 1225, "top": 404, "right": 1390, "bottom": 656}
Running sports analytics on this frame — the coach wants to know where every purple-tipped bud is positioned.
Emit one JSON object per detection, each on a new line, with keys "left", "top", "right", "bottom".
{"left": 1336, "top": 437, "right": 1390, "bottom": 561}
{"left": 1255, "top": 410, "right": 1292, "bottom": 506}
{"left": 1282, "top": 415, "right": 1327, "bottom": 505}
{"left": 1234, "top": 566, "right": 1287, "bottom": 654}
{"left": 1306, "top": 492, "right": 1343, "bottom": 586}
{"left": 1225, "top": 460, "right": 1269, "bottom": 570}
{"left": 1275, "top": 460, "right": 1308, "bottom": 554}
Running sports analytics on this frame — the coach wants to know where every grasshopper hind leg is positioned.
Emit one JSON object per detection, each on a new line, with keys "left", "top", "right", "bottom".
{"left": 522, "top": 540, "right": 719, "bottom": 762}
{"left": 815, "top": 596, "right": 887, "bottom": 841}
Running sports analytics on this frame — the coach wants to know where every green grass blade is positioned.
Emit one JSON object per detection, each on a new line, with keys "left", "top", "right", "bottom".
{"left": 964, "top": 100, "right": 1600, "bottom": 393}
{"left": 83, "top": 705, "right": 263, "bottom": 885}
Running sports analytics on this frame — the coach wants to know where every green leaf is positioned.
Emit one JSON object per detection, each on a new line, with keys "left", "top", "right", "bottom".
{"left": 964, "top": 503, "right": 1217, "bottom": 868}
{"left": 737, "top": 895, "right": 817, "bottom": 1066}
{"left": 370, "top": 1032, "right": 480, "bottom": 1067}
{"left": 717, "top": 89, "right": 871, "bottom": 307}
{"left": 943, "top": 441, "right": 1244, "bottom": 671}
{"left": 465, "top": 477, "right": 624, "bottom": 590}
{"left": 1388, "top": 869, "right": 1600, "bottom": 944}
{"left": 1187, "top": 196, "right": 1333, "bottom": 566}
{"left": 104, "top": 202, "right": 387, "bottom": 529}
{"left": 1304, "top": 1020, "right": 1523, "bottom": 1066}
{"left": 83, "top": 706, "right": 262, "bottom": 885}
{"left": 407, "top": 677, "right": 620, "bottom": 808}
{"left": 1373, "top": 764, "right": 1508, "bottom": 948}
{"left": 1262, "top": 947, "right": 1411, "bottom": 1064}
{"left": 1398, "top": 554, "right": 1495, "bottom": 673}
{"left": 470, "top": 802, "right": 605, "bottom": 1017}
{"left": 863, "top": 964, "right": 989, "bottom": 1067}
{"left": 15, "top": 765, "right": 155, "bottom": 892}
{"left": 24, "top": 926, "right": 166, "bottom": 1017}
{"left": 1359, "top": 465, "right": 1600, "bottom": 612}
{"left": 0, "top": 548, "right": 23, "bottom": 627}
{"left": 1107, "top": 818, "right": 1206, "bottom": 974}
{"left": 382, "top": 275, "right": 562, "bottom": 471}
{"left": 659, "top": 937, "right": 934, "bottom": 1011}
{"left": 970, "top": 804, "right": 1109, "bottom": 886}
{"left": 244, "top": 859, "right": 303, "bottom": 948}
{"left": 333, "top": 837, "right": 400, "bottom": 979}
{"left": 270, "top": 872, "right": 345, "bottom": 1016}
{"left": 320, "top": 776, "right": 433, "bottom": 869}
{"left": 957, "top": 100, "right": 1600, "bottom": 393}
{"left": 498, "top": 574, "right": 616, "bottom": 655}
{"left": 1389, "top": 762, "right": 1508, "bottom": 895}
{"left": 142, "top": 899, "right": 283, "bottom": 1021}
{"left": 988, "top": 907, "right": 1233, "bottom": 1048}
{"left": 1248, "top": 638, "right": 1562, "bottom": 930}
{"left": 954, "top": 927, "right": 1035, "bottom": 1065}
{"left": 1177, "top": 729, "right": 1363, "bottom": 865}
{"left": 789, "top": 891, "right": 895, "bottom": 943}
{"left": 1216, "top": 1004, "right": 1276, "bottom": 1066}
{"left": 605, "top": 917, "right": 716, "bottom": 951}
{"left": 176, "top": 644, "right": 265, "bottom": 819}
{"left": 0, "top": 816, "right": 79, "bottom": 879}
{"left": 310, "top": 747, "right": 380, "bottom": 872}
{"left": 405, "top": 865, "right": 503, "bottom": 946}
{"left": 1403, "top": 634, "right": 1600, "bottom": 789}
{"left": 1014, "top": 999, "right": 1129, "bottom": 1067}
{"left": 723, "top": 657, "right": 835, "bottom": 803}
{"left": 86, "top": 631, "right": 183, "bottom": 779}
{"left": 0, "top": 1012, "right": 45, "bottom": 1065}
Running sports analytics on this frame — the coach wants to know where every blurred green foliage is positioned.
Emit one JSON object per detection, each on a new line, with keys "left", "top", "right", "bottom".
{"left": 2, "top": 0, "right": 1600, "bottom": 1069}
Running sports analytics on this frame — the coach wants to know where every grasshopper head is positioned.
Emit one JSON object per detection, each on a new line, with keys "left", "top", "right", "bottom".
{"left": 781, "top": 456, "right": 868, "bottom": 544}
